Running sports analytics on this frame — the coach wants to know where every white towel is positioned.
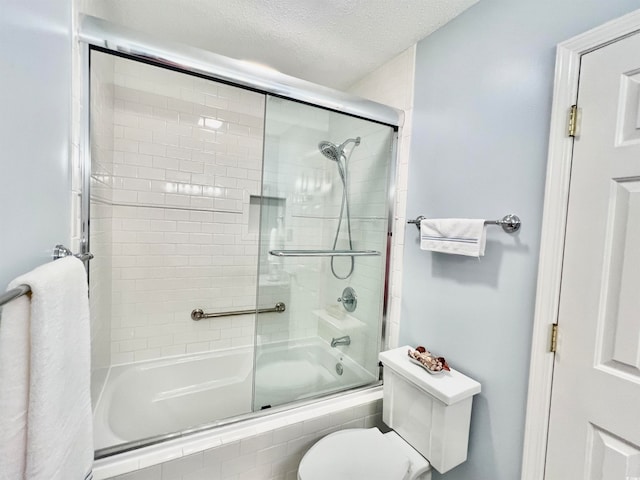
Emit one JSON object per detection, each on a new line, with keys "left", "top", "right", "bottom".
{"left": 420, "top": 218, "right": 487, "bottom": 257}
{"left": 0, "top": 257, "right": 93, "bottom": 480}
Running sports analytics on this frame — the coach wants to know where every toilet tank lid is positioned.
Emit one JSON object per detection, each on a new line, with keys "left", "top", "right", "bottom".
{"left": 379, "top": 346, "right": 481, "bottom": 405}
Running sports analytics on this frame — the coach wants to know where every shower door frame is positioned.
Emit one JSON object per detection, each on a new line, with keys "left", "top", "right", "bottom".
{"left": 79, "top": 14, "right": 401, "bottom": 458}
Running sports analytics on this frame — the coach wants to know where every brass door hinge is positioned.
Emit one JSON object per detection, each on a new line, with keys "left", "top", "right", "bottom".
{"left": 568, "top": 105, "right": 578, "bottom": 137}
{"left": 550, "top": 324, "right": 558, "bottom": 353}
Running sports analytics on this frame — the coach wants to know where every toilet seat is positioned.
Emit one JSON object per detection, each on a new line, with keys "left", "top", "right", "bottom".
{"left": 298, "top": 428, "right": 412, "bottom": 480}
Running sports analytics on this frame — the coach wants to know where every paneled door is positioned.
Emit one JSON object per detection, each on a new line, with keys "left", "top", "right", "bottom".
{"left": 545, "top": 32, "right": 640, "bottom": 479}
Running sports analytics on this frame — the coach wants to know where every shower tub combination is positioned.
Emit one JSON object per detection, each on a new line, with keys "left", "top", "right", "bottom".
{"left": 81, "top": 15, "right": 400, "bottom": 466}
{"left": 93, "top": 338, "right": 376, "bottom": 449}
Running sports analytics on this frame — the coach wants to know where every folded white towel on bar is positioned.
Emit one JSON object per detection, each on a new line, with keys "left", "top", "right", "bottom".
{"left": 420, "top": 218, "right": 487, "bottom": 257}
{"left": 0, "top": 257, "right": 93, "bottom": 480}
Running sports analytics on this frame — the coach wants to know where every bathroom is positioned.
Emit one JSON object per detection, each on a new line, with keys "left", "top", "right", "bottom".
{"left": 2, "top": 0, "right": 640, "bottom": 479}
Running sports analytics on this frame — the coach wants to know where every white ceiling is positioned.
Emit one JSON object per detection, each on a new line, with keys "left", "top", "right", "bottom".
{"left": 79, "top": 0, "right": 478, "bottom": 90}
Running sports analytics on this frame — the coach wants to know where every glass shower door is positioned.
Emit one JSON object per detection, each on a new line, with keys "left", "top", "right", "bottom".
{"left": 89, "top": 50, "right": 268, "bottom": 450}
{"left": 253, "top": 95, "right": 395, "bottom": 410}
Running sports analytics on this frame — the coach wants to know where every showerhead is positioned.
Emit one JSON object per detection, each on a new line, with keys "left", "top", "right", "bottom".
{"left": 318, "top": 141, "right": 341, "bottom": 162}
{"left": 318, "top": 137, "right": 361, "bottom": 162}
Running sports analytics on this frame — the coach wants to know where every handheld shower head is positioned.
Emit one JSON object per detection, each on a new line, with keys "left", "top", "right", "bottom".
{"left": 317, "top": 137, "right": 361, "bottom": 162}
{"left": 317, "top": 136, "right": 361, "bottom": 280}
{"left": 318, "top": 140, "right": 342, "bottom": 162}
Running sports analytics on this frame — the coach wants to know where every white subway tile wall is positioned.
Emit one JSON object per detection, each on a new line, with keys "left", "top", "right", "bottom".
{"left": 104, "top": 398, "right": 383, "bottom": 480}
{"left": 92, "top": 54, "right": 266, "bottom": 362}
{"left": 87, "top": 49, "right": 411, "bottom": 369}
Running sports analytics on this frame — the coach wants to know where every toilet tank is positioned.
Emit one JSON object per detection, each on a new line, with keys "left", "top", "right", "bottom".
{"left": 379, "top": 346, "right": 481, "bottom": 474}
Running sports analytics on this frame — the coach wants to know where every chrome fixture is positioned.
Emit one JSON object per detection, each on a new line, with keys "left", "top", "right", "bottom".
{"left": 331, "top": 335, "right": 351, "bottom": 348}
{"left": 269, "top": 249, "right": 380, "bottom": 257}
{"left": 0, "top": 284, "right": 32, "bottom": 308}
{"left": 407, "top": 214, "right": 522, "bottom": 233}
{"left": 337, "top": 287, "right": 357, "bottom": 313}
{"left": 317, "top": 136, "right": 361, "bottom": 280}
{"left": 191, "top": 302, "right": 286, "bottom": 321}
{"left": 318, "top": 137, "right": 361, "bottom": 163}
{"left": 335, "top": 363, "right": 344, "bottom": 376}
{"left": 53, "top": 244, "right": 95, "bottom": 262}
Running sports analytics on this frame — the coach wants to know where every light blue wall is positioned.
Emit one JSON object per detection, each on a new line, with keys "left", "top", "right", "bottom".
{"left": 0, "top": 0, "right": 72, "bottom": 289}
{"left": 402, "top": 1, "right": 639, "bottom": 479}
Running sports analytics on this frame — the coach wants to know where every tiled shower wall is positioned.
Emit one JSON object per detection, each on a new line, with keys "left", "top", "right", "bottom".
{"left": 87, "top": 46, "right": 414, "bottom": 370}
{"left": 91, "top": 52, "right": 398, "bottom": 369}
{"left": 91, "top": 54, "right": 266, "bottom": 363}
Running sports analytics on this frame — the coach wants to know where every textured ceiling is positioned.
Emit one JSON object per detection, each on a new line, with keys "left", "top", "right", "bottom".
{"left": 79, "top": 0, "right": 478, "bottom": 90}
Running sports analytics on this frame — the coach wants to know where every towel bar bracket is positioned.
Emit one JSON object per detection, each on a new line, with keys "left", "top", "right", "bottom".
{"left": 407, "top": 216, "right": 426, "bottom": 231}
{"left": 53, "top": 244, "right": 94, "bottom": 262}
{"left": 407, "top": 214, "right": 521, "bottom": 233}
{"left": 493, "top": 214, "right": 521, "bottom": 233}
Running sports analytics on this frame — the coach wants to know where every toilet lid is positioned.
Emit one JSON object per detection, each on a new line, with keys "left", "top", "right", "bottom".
{"left": 298, "top": 429, "right": 411, "bottom": 480}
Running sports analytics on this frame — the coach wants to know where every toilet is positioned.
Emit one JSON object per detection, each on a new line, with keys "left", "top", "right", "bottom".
{"left": 298, "top": 345, "right": 481, "bottom": 480}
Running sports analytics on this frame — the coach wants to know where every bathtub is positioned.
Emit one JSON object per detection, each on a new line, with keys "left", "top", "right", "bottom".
{"left": 93, "top": 338, "right": 376, "bottom": 452}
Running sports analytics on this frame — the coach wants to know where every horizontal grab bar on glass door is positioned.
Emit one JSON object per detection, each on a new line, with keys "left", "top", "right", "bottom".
{"left": 268, "top": 250, "right": 381, "bottom": 257}
{"left": 191, "top": 302, "right": 286, "bottom": 321}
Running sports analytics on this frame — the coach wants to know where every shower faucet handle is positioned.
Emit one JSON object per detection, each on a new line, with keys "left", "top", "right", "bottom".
{"left": 337, "top": 287, "right": 357, "bottom": 312}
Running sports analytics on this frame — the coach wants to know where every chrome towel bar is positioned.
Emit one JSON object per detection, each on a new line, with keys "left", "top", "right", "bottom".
{"left": 191, "top": 302, "right": 286, "bottom": 321}
{"left": 407, "top": 214, "right": 521, "bottom": 233}
{"left": 0, "top": 244, "right": 94, "bottom": 308}
{"left": 269, "top": 250, "right": 381, "bottom": 257}
{"left": 0, "top": 284, "right": 32, "bottom": 308}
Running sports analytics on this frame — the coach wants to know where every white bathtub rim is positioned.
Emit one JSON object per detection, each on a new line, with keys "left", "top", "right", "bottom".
{"left": 92, "top": 385, "right": 383, "bottom": 479}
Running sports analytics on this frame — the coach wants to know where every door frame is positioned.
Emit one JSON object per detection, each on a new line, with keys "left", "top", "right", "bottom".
{"left": 521, "top": 9, "right": 640, "bottom": 480}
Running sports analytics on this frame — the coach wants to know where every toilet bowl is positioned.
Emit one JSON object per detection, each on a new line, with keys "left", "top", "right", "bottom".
{"left": 297, "top": 346, "right": 481, "bottom": 479}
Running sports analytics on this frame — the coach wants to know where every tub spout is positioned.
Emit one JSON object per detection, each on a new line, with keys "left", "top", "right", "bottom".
{"left": 331, "top": 335, "right": 351, "bottom": 347}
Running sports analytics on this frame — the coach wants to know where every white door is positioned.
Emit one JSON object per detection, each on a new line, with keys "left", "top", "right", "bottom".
{"left": 545, "top": 32, "right": 640, "bottom": 479}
